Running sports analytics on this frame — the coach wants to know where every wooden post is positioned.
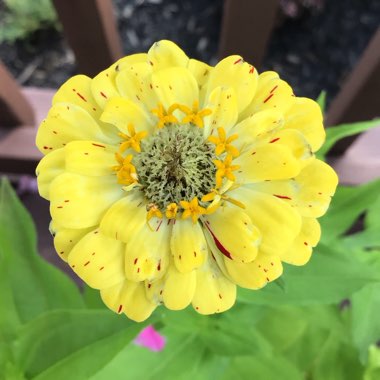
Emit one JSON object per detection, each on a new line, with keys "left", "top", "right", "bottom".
{"left": 53, "top": 0, "right": 123, "bottom": 77}
{"left": 0, "top": 61, "right": 35, "bottom": 127}
{"left": 326, "top": 28, "right": 380, "bottom": 155}
{"left": 219, "top": 0, "right": 279, "bottom": 69}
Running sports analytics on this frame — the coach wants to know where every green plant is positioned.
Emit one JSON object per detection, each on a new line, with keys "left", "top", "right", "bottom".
{"left": 0, "top": 0, "right": 58, "bottom": 43}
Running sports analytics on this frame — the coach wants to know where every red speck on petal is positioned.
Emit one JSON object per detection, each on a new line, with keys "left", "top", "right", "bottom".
{"left": 118, "top": 304, "right": 123, "bottom": 313}
{"left": 205, "top": 224, "right": 233, "bottom": 260}
{"left": 195, "top": 306, "right": 199, "bottom": 310}
{"left": 304, "top": 241, "right": 309, "bottom": 246}
{"left": 148, "top": 284, "right": 152, "bottom": 289}
{"left": 251, "top": 151, "right": 256, "bottom": 155}
{"left": 270, "top": 85, "right": 278, "bottom": 93}
{"left": 269, "top": 137, "right": 280, "bottom": 143}
{"left": 233, "top": 58, "right": 243, "bottom": 64}
{"left": 99, "top": 266, "right": 104, "bottom": 271}
{"left": 137, "top": 268, "right": 140, "bottom": 273}
{"left": 273, "top": 194, "right": 292, "bottom": 200}
{"left": 156, "top": 220, "right": 163, "bottom": 231}
{"left": 157, "top": 261, "right": 161, "bottom": 271}
{"left": 59, "top": 251, "right": 64, "bottom": 255}
{"left": 84, "top": 261, "right": 90, "bottom": 266}
{"left": 270, "top": 262, "right": 274, "bottom": 266}
{"left": 57, "top": 206, "right": 63, "bottom": 209}
{"left": 134, "top": 258, "right": 138, "bottom": 265}
{"left": 100, "top": 91, "right": 107, "bottom": 99}
{"left": 266, "top": 277, "right": 270, "bottom": 282}
{"left": 194, "top": 251, "right": 197, "bottom": 257}
{"left": 76, "top": 92, "right": 87, "bottom": 102}
{"left": 92, "top": 252, "right": 96, "bottom": 256}
{"left": 263, "top": 268, "right": 268, "bottom": 273}
{"left": 92, "top": 143, "right": 106, "bottom": 148}
{"left": 218, "top": 294, "right": 223, "bottom": 299}
{"left": 53, "top": 131, "right": 57, "bottom": 134}
{"left": 263, "top": 93, "right": 274, "bottom": 103}
{"left": 64, "top": 200, "right": 70, "bottom": 202}
{"left": 249, "top": 66, "right": 255, "bottom": 74}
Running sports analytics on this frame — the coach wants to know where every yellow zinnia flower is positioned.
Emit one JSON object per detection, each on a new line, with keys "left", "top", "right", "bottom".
{"left": 36, "top": 40, "right": 338, "bottom": 322}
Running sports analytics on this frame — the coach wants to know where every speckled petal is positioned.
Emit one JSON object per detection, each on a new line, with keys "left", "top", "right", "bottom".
{"left": 124, "top": 219, "right": 170, "bottom": 282}
{"left": 36, "top": 103, "right": 114, "bottom": 154}
{"left": 206, "top": 55, "right": 258, "bottom": 113}
{"left": 162, "top": 264, "right": 196, "bottom": 310}
{"left": 100, "top": 96, "right": 155, "bottom": 134}
{"left": 170, "top": 218, "right": 207, "bottom": 273}
{"left": 284, "top": 97, "right": 325, "bottom": 152}
{"left": 203, "top": 86, "right": 238, "bottom": 137}
{"left": 50, "top": 173, "right": 123, "bottom": 229}
{"left": 235, "top": 144, "right": 301, "bottom": 183}
{"left": 192, "top": 251, "right": 236, "bottom": 314}
{"left": 151, "top": 67, "right": 199, "bottom": 110}
{"left": 234, "top": 187, "right": 301, "bottom": 257}
{"left": 68, "top": 229, "right": 125, "bottom": 289}
{"left": 101, "top": 280, "right": 157, "bottom": 322}
{"left": 281, "top": 217, "right": 321, "bottom": 265}
{"left": 147, "top": 40, "right": 189, "bottom": 70}
{"left": 36, "top": 148, "right": 65, "bottom": 200}
{"left": 64, "top": 140, "right": 117, "bottom": 176}
{"left": 99, "top": 195, "right": 147, "bottom": 243}
{"left": 240, "top": 71, "right": 295, "bottom": 120}
{"left": 203, "top": 206, "right": 261, "bottom": 263}
{"left": 223, "top": 253, "right": 283, "bottom": 289}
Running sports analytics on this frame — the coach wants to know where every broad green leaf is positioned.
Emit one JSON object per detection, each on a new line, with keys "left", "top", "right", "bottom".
{"left": 13, "top": 309, "right": 146, "bottom": 380}
{"left": 0, "top": 178, "right": 84, "bottom": 324}
{"left": 221, "top": 354, "right": 302, "bottom": 380}
{"left": 364, "top": 346, "right": 380, "bottom": 380}
{"left": 238, "top": 243, "right": 379, "bottom": 306}
{"left": 319, "top": 180, "right": 380, "bottom": 242}
{"left": 317, "top": 119, "right": 379, "bottom": 160}
{"left": 92, "top": 326, "right": 203, "bottom": 380}
{"left": 351, "top": 284, "right": 380, "bottom": 363}
{"left": 82, "top": 285, "right": 106, "bottom": 310}
{"left": 310, "top": 332, "right": 364, "bottom": 380}
{"left": 365, "top": 194, "right": 380, "bottom": 230}
{"left": 316, "top": 91, "right": 326, "bottom": 114}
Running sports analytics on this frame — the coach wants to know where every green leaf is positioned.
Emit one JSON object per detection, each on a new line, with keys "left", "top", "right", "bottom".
{"left": 317, "top": 119, "right": 380, "bottom": 160}
{"left": 92, "top": 326, "right": 204, "bottom": 380}
{"left": 12, "top": 309, "right": 145, "bottom": 379}
{"left": 0, "top": 178, "right": 84, "bottom": 324}
{"left": 238, "top": 243, "right": 379, "bottom": 306}
{"left": 319, "top": 179, "right": 380, "bottom": 242}
{"left": 364, "top": 346, "right": 380, "bottom": 380}
{"left": 351, "top": 284, "right": 380, "bottom": 363}
{"left": 221, "top": 355, "right": 303, "bottom": 380}
{"left": 316, "top": 91, "right": 327, "bottom": 114}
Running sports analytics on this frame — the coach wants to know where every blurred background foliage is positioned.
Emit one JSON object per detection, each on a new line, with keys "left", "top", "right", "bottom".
{"left": 0, "top": 0, "right": 58, "bottom": 43}
{"left": 1, "top": 119, "right": 380, "bottom": 380}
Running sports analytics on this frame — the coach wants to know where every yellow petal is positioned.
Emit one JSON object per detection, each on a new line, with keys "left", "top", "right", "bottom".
{"left": 284, "top": 97, "right": 325, "bottom": 152}
{"left": 52, "top": 75, "right": 102, "bottom": 120}
{"left": 206, "top": 55, "right": 258, "bottom": 113}
{"left": 101, "top": 279, "right": 157, "bottom": 322}
{"left": 252, "top": 159, "right": 338, "bottom": 218}
{"left": 51, "top": 223, "right": 93, "bottom": 262}
{"left": 100, "top": 195, "right": 146, "bottom": 242}
{"left": 36, "top": 103, "right": 114, "bottom": 154}
{"left": 64, "top": 140, "right": 117, "bottom": 176}
{"left": 100, "top": 96, "right": 154, "bottom": 134}
{"left": 234, "top": 188, "right": 301, "bottom": 257}
{"left": 232, "top": 109, "right": 284, "bottom": 152}
{"left": 235, "top": 144, "right": 301, "bottom": 183}
{"left": 187, "top": 58, "right": 212, "bottom": 106}
{"left": 240, "top": 71, "right": 295, "bottom": 120}
{"left": 192, "top": 251, "right": 236, "bottom": 314}
{"left": 281, "top": 218, "right": 321, "bottom": 265}
{"left": 203, "top": 206, "right": 261, "bottom": 263}
{"left": 223, "top": 253, "right": 283, "bottom": 289}
{"left": 115, "top": 62, "right": 156, "bottom": 110}
{"left": 92, "top": 53, "right": 149, "bottom": 108}
{"left": 151, "top": 67, "right": 199, "bottom": 110}
{"left": 162, "top": 264, "right": 196, "bottom": 310}
{"left": 50, "top": 173, "right": 123, "bottom": 229}
{"left": 170, "top": 218, "right": 207, "bottom": 273}
{"left": 90, "top": 67, "right": 120, "bottom": 109}
{"left": 125, "top": 220, "right": 170, "bottom": 282}
{"left": 203, "top": 86, "right": 238, "bottom": 136}
{"left": 148, "top": 40, "right": 189, "bottom": 70}
{"left": 68, "top": 229, "right": 125, "bottom": 289}
{"left": 36, "top": 148, "right": 65, "bottom": 200}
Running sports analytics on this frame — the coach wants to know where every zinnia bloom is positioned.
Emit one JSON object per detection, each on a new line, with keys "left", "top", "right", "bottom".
{"left": 36, "top": 40, "right": 338, "bottom": 322}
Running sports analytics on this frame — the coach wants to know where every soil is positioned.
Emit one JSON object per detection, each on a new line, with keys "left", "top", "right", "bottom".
{"left": 0, "top": 0, "right": 379, "bottom": 106}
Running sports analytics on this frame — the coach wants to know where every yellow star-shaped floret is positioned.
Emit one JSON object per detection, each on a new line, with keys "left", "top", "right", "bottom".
{"left": 151, "top": 103, "right": 179, "bottom": 129}
{"left": 176, "top": 100, "right": 212, "bottom": 128}
{"left": 208, "top": 127, "right": 239, "bottom": 157}
{"left": 119, "top": 124, "right": 148, "bottom": 153}
{"left": 213, "top": 155, "right": 240, "bottom": 187}
{"left": 180, "top": 197, "right": 206, "bottom": 223}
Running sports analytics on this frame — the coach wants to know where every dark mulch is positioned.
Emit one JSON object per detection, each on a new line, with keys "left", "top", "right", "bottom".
{"left": 0, "top": 0, "right": 379, "bottom": 106}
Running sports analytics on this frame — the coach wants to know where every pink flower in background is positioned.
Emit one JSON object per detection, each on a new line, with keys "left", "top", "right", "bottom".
{"left": 134, "top": 325, "right": 166, "bottom": 352}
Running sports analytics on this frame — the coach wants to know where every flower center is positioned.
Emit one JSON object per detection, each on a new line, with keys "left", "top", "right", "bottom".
{"left": 134, "top": 124, "right": 216, "bottom": 210}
